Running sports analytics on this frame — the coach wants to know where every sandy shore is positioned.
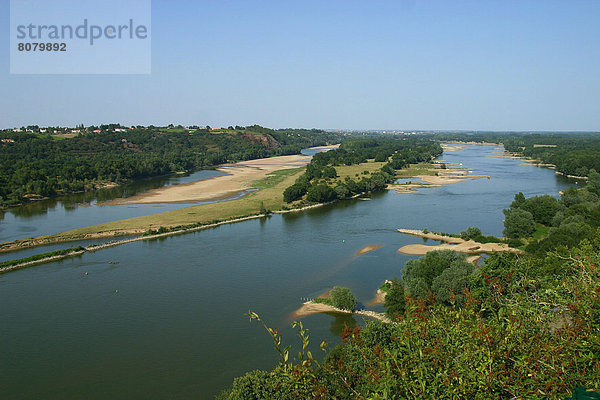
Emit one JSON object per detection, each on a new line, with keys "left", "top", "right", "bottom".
{"left": 368, "top": 289, "right": 387, "bottom": 306}
{"left": 292, "top": 289, "right": 390, "bottom": 323}
{"left": 396, "top": 229, "right": 524, "bottom": 256}
{"left": 357, "top": 245, "right": 383, "bottom": 256}
{"left": 441, "top": 144, "right": 464, "bottom": 152}
{"left": 103, "top": 146, "right": 339, "bottom": 205}
{"left": 445, "top": 141, "right": 499, "bottom": 146}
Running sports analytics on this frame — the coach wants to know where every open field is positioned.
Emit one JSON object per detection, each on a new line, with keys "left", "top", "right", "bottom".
{"left": 395, "top": 162, "right": 439, "bottom": 178}
{"left": 332, "top": 161, "right": 387, "bottom": 181}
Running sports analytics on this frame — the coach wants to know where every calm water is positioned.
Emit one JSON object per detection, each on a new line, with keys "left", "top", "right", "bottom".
{"left": 0, "top": 145, "right": 578, "bottom": 399}
{"left": 0, "top": 169, "right": 227, "bottom": 243}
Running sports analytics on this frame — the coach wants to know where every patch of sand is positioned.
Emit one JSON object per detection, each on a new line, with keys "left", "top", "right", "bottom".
{"left": 397, "top": 239, "right": 523, "bottom": 256}
{"left": 292, "top": 302, "right": 349, "bottom": 318}
{"left": 396, "top": 228, "right": 523, "bottom": 256}
{"left": 397, "top": 229, "right": 464, "bottom": 243}
{"left": 357, "top": 245, "right": 383, "bottom": 256}
{"left": 416, "top": 174, "right": 489, "bottom": 185}
{"left": 368, "top": 289, "right": 387, "bottom": 306}
{"left": 466, "top": 255, "right": 482, "bottom": 266}
{"left": 441, "top": 144, "right": 464, "bottom": 151}
{"left": 102, "top": 150, "right": 333, "bottom": 205}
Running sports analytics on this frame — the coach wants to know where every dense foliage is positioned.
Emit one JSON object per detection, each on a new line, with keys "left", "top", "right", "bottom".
{"left": 329, "top": 286, "right": 357, "bottom": 311}
{"left": 0, "top": 125, "right": 338, "bottom": 206}
{"left": 221, "top": 177, "right": 600, "bottom": 399}
{"left": 283, "top": 137, "right": 442, "bottom": 204}
{"left": 503, "top": 171, "right": 600, "bottom": 254}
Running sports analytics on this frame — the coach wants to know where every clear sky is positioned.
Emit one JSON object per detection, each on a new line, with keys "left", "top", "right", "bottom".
{"left": 1, "top": 0, "right": 599, "bottom": 131}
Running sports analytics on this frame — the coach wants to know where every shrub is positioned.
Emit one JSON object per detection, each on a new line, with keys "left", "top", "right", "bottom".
{"left": 283, "top": 182, "right": 308, "bottom": 202}
{"left": 384, "top": 279, "right": 406, "bottom": 320}
{"left": 306, "top": 184, "right": 337, "bottom": 203}
{"left": 330, "top": 286, "right": 357, "bottom": 311}
{"left": 460, "top": 226, "right": 482, "bottom": 240}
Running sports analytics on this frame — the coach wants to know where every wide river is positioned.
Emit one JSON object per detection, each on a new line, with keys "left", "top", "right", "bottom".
{"left": 0, "top": 144, "right": 579, "bottom": 399}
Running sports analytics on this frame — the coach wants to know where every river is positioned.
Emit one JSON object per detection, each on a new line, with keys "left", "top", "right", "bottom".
{"left": 0, "top": 144, "right": 579, "bottom": 399}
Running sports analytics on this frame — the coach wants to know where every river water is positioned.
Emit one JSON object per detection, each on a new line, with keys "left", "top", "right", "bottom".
{"left": 0, "top": 144, "right": 579, "bottom": 399}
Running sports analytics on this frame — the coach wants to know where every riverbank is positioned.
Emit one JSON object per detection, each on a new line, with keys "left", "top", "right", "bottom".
{"left": 396, "top": 228, "right": 524, "bottom": 255}
{"left": 102, "top": 152, "right": 326, "bottom": 205}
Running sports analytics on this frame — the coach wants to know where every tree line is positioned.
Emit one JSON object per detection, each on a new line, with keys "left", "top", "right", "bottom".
{"left": 282, "top": 137, "right": 443, "bottom": 204}
{"left": 434, "top": 131, "right": 600, "bottom": 178}
{"left": 0, "top": 125, "right": 339, "bottom": 207}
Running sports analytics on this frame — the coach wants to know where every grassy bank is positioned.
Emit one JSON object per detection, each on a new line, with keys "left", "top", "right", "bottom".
{"left": 0, "top": 167, "right": 306, "bottom": 252}
{"left": 0, "top": 247, "right": 86, "bottom": 274}
{"left": 394, "top": 162, "right": 439, "bottom": 178}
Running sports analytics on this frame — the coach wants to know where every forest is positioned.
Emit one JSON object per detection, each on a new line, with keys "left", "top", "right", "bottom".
{"left": 435, "top": 131, "right": 600, "bottom": 178}
{"left": 0, "top": 125, "right": 338, "bottom": 207}
{"left": 220, "top": 151, "right": 600, "bottom": 399}
{"left": 282, "top": 137, "right": 443, "bottom": 204}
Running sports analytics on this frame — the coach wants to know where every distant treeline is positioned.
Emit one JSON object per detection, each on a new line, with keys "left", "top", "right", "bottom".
{"left": 0, "top": 125, "right": 339, "bottom": 206}
{"left": 435, "top": 132, "right": 600, "bottom": 178}
{"left": 283, "top": 137, "right": 442, "bottom": 204}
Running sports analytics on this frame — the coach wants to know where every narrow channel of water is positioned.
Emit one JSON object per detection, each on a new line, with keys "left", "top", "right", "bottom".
{"left": 0, "top": 144, "right": 579, "bottom": 399}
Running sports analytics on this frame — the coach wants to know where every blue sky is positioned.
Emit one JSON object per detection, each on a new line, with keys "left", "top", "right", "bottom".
{"left": 1, "top": 0, "right": 599, "bottom": 131}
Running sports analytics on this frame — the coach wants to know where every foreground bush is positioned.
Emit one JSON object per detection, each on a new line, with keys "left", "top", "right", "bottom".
{"left": 220, "top": 248, "right": 600, "bottom": 399}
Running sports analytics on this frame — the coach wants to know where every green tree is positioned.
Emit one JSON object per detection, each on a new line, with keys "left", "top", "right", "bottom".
{"left": 460, "top": 226, "right": 482, "bottom": 240}
{"left": 306, "top": 184, "right": 337, "bottom": 203}
{"left": 384, "top": 279, "right": 406, "bottom": 320}
{"left": 430, "top": 262, "right": 474, "bottom": 306}
{"left": 503, "top": 208, "right": 536, "bottom": 238}
{"left": 330, "top": 286, "right": 357, "bottom": 311}
{"left": 283, "top": 183, "right": 308, "bottom": 203}
{"left": 520, "top": 194, "right": 559, "bottom": 225}
{"left": 511, "top": 192, "right": 526, "bottom": 208}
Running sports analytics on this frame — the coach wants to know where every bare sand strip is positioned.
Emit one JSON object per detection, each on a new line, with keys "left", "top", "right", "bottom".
{"left": 357, "top": 245, "right": 383, "bottom": 256}
{"left": 397, "top": 229, "right": 463, "bottom": 243}
{"left": 368, "top": 289, "right": 387, "bottom": 306}
{"left": 441, "top": 144, "right": 464, "bottom": 152}
{"left": 292, "top": 289, "right": 390, "bottom": 323}
{"left": 396, "top": 229, "right": 524, "bottom": 256}
{"left": 104, "top": 154, "right": 313, "bottom": 205}
{"left": 444, "top": 141, "right": 499, "bottom": 146}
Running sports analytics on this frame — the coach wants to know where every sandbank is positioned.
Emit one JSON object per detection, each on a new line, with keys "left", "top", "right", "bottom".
{"left": 357, "top": 245, "right": 383, "bottom": 256}
{"left": 368, "top": 289, "right": 387, "bottom": 306}
{"left": 441, "top": 144, "right": 464, "bottom": 152}
{"left": 396, "top": 229, "right": 524, "bottom": 256}
{"left": 103, "top": 154, "right": 310, "bottom": 205}
{"left": 102, "top": 147, "right": 338, "bottom": 205}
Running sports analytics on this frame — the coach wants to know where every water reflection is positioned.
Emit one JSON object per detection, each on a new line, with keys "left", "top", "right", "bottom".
{"left": 327, "top": 313, "right": 357, "bottom": 337}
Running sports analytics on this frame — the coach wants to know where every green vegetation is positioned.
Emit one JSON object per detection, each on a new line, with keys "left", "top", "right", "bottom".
{"left": 329, "top": 286, "right": 357, "bottom": 311}
{"left": 312, "top": 298, "right": 332, "bottom": 306}
{"left": 0, "top": 125, "right": 338, "bottom": 207}
{"left": 383, "top": 279, "right": 405, "bottom": 320}
{"left": 435, "top": 132, "right": 600, "bottom": 178}
{"left": 222, "top": 177, "right": 600, "bottom": 398}
{"left": 0, "top": 246, "right": 85, "bottom": 272}
{"left": 503, "top": 207, "right": 536, "bottom": 238}
{"left": 459, "top": 226, "right": 482, "bottom": 240}
{"left": 283, "top": 137, "right": 442, "bottom": 205}
{"left": 504, "top": 134, "right": 600, "bottom": 177}
{"left": 402, "top": 249, "right": 474, "bottom": 306}
{"left": 1, "top": 167, "right": 309, "bottom": 249}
